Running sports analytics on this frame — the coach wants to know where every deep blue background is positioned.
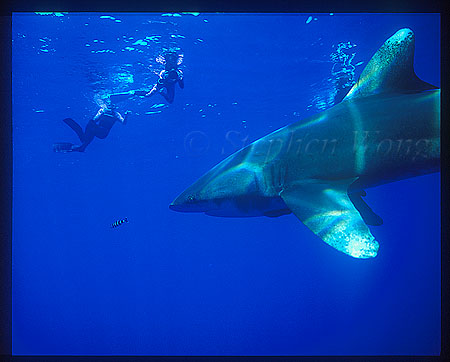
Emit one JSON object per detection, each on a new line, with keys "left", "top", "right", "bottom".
{"left": 12, "top": 13, "right": 440, "bottom": 355}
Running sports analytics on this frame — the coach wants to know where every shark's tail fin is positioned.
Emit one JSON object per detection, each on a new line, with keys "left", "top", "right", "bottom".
{"left": 344, "top": 28, "right": 438, "bottom": 101}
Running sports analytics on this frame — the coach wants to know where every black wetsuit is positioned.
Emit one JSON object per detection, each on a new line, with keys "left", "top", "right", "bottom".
{"left": 63, "top": 110, "right": 120, "bottom": 152}
{"left": 152, "top": 69, "right": 184, "bottom": 104}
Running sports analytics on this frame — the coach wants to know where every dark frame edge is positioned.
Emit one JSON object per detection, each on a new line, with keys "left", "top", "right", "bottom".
{"left": 0, "top": 12, "right": 13, "bottom": 360}
{"left": 440, "top": 3, "right": 449, "bottom": 361}
{"left": 1, "top": 2, "right": 448, "bottom": 361}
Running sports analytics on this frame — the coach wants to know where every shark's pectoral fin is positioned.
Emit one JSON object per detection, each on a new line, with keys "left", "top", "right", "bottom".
{"left": 348, "top": 190, "right": 383, "bottom": 226}
{"left": 280, "top": 179, "right": 379, "bottom": 258}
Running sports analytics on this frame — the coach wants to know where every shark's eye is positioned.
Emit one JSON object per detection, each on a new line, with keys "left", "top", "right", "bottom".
{"left": 187, "top": 195, "right": 196, "bottom": 203}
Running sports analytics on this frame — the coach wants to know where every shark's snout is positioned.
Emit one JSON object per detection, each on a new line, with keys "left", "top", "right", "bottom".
{"left": 169, "top": 192, "right": 214, "bottom": 213}
{"left": 168, "top": 202, "right": 185, "bottom": 212}
{"left": 169, "top": 194, "right": 192, "bottom": 212}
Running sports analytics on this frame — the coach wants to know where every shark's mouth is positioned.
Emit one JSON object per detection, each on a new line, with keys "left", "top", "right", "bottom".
{"left": 169, "top": 199, "right": 219, "bottom": 214}
{"left": 169, "top": 203, "right": 209, "bottom": 213}
{"left": 168, "top": 203, "right": 187, "bottom": 212}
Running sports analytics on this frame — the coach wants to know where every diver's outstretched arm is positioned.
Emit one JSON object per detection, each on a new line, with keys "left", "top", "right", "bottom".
{"left": 145, "top": 83, "right": 159, "bottom": 97}
{"left": 122, "top": 111, "right": 131, "bottom": 125}
{"left": 114, "top": 110, "right": 126, "bottom": 124}
{"left": 133, "top": 90, "right": 148, "bottom": 96}
{"left": 93, "top": 108, "right": 104, "bottom": 121}
{"left": 177, "top": 70, "right": 184, "bottom": 89}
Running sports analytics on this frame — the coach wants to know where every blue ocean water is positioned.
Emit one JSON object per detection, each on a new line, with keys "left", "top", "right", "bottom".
{"left": 12, "top": 13, "right": 440, "bottom": 356}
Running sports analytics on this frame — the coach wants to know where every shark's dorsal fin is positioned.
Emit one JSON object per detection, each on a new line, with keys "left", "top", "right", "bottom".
{"left": 344, "top": 28, "right": 437, "bottom": 101}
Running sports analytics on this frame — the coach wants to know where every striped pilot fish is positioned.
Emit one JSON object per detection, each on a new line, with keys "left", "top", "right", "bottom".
{"left": 111, "top": 217, "right": 128, "bottom": 228}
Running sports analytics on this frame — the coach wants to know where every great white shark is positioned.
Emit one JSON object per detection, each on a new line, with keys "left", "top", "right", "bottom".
{"left": 169, "top": 29, "right": 440, "bottom": 259}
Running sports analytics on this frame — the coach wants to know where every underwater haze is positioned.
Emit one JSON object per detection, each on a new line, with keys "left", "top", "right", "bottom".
{"left": 12, "top": 13, "right": 440, "bottom": 356}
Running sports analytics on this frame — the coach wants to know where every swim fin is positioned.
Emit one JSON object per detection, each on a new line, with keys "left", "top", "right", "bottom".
{"left": 53, "top": 142, "right": 76, "bottom": 153}
{"left": 63, "top": 118, "right": 85, "bottom": 142}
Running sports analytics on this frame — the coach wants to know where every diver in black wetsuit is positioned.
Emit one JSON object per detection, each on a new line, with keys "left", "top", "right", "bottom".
{"left": 139, "top": 50, "right": 184, "bottom": 104}
{"left": 55, "top": 102, "right": 130, "bottom": 153}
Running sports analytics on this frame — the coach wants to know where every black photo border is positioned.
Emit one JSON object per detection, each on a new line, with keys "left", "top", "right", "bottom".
{"left": 1, "top": 0, "right": 448, "bottom": 361}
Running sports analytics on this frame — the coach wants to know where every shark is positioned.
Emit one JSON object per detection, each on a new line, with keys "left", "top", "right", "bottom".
{"left": 169, "top": 29, "right": 440, "bottom": 259}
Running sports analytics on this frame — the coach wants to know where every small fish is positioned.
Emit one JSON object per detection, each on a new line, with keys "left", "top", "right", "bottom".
{"left": 111, "top": 217, "right": 128, "bottom": 228}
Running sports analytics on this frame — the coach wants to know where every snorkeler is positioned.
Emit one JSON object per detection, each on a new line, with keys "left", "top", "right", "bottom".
{"left": 54, "top": 101, "right": 130, "bottom": 153}
{"left": 136, "top": 50, "right": 184, "bottom": 104}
